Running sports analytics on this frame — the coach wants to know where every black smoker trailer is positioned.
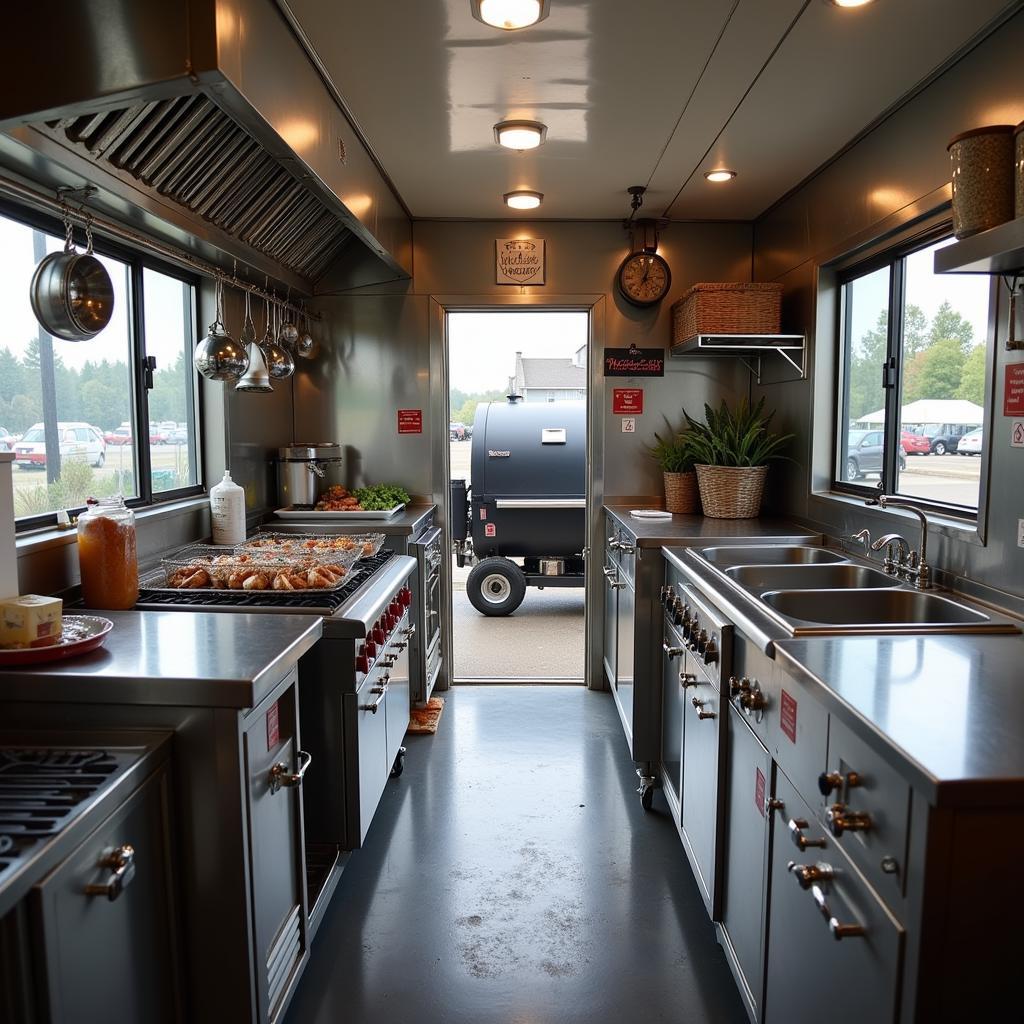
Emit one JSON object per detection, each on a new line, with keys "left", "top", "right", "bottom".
{"left": 451, "top": 397, "right": 586, "bottom": 615}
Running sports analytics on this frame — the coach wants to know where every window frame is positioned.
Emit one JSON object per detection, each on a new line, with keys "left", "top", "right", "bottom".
{"left": 1, "top": 198, "right": 204, "bottom": 532}
{"left": 831, "top": 222, "right": 995, "bottom": 522}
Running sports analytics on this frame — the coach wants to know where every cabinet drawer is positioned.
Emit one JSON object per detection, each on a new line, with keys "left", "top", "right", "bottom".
{"left": 765, "top": 771, "right": 904, "bottom": 1024}
{"left": 821, "top": 716, "right": 911, "bottom": 909}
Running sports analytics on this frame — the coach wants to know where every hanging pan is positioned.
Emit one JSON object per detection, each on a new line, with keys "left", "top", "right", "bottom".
{"left": 29, "top": 204, "right": 114, "bottom": 341}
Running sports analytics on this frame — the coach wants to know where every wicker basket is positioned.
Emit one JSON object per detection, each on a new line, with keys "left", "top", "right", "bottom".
{"left": 948, "top": 125, "right": 1015, "bottom": 238}
{"left": 695, "top": 465, "right": 768, "bottom": 520}
{"left": 663, "top": 471, "right": 699, "bottom": 514}
{"left": 672, "top": 282, "right": 782, "bottom": 343}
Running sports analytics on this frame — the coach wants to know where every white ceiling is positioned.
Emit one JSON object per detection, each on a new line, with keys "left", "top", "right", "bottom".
{"left": 283, "top": 0, "right": 1014, "bottom": 221}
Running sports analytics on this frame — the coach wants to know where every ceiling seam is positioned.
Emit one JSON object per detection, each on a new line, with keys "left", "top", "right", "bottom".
{"left": 659, "top": 0, "right": 813, "bottom": 218}
{"left": 643, "top": 0, "right": 742, "bottom": 193}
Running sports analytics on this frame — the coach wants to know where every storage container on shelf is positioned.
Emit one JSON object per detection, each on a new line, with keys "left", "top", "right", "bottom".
{"left": 77, "top": 495, "right": 138, "bottom": 609}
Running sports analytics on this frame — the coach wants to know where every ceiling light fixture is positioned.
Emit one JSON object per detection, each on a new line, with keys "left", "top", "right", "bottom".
{"left": 704, "top": 169, "right": 737, "bottom": 183}
{"left": 824, "top": 0, "right": 877, "bottom": 8}
{"left": 471, "top": 0, "right": 550, "bottom": 31}
{"left": 494, "top": 120, "right": 548, "bottom": 150}
{"left": 504, "top": 190, "right": 543, "bottom": 210}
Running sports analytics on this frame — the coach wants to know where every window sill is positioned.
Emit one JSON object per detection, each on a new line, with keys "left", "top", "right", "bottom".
{"left": 809, "top": 490, "right": 983, "bottom": 547}
{"left": 16, "top": 496, "right": 210, "bottom": 558}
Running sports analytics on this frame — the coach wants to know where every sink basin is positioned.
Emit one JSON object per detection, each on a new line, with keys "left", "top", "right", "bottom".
{"left": 761, "top": 588, "right": 994, "bottom": 630}
{"left": 700, "top": 545, "right": 847, "bottom": 567}
{"left": 725, "top": 563, "right": 902, "bottom": 592}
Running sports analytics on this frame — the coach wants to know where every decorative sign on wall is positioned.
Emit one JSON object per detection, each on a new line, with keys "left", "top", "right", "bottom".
{"left": 495, "top": 238, "right": 545, "bottom": 286}
{"left": 612, "top": 388, "right": 644, "bottom": 415}
{"left": 1004, "top": 364, "right": 1024, "bottom": 416}
{"left": 604, "top": 343, "right": 664, "bottom": 377}
{"left": 397, "top": 409, "right": 423, "bottom": 434}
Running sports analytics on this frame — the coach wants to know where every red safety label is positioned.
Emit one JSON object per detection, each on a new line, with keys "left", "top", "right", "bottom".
{"left": 1005, "top": 365, "right": 1024, "bottom": 416}
{"left": 780, "top": 689, "right": 797, "bottom": 744}
{"left": 480, "top": 507, "right": 487, "bottom": 520}
{"left": 266, "top": 701, "right": 280, "bottom": 751}
{"left": 612, "top": 388, "right": 644, "bottom": 415}
{"left": 397, "top": 409, "right": 423, "bottom": 434}
{"left": 485, "top": 523, "right": 496, "bottom": 538}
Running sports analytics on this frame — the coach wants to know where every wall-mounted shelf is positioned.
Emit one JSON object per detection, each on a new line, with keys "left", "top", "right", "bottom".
{"left": 934, "top": 216, "right": 1024, "bottom": 275}
{"left": 669, "top": 333, "right": 806, "bottom": 384}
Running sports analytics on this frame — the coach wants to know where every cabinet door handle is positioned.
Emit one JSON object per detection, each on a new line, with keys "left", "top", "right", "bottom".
{"left": 662, "top": 641, "right": 685, "bottom": 659}
{"left": 269, "top": 749, "right": 313, "bottom": 793}
{"left": 789, "top": 817, "right": 827, "bottom": 851}
{"left": 811, "top": 884, "right": 865, "bottom": 941}
{"left": 359, "top": 686, "right": 387, "bottom": 714}
{"left": 691, "top": 697, "right": 716, "bottom": 720}
{"left": 85, "top": 844, "right": 136, "bottom": 901}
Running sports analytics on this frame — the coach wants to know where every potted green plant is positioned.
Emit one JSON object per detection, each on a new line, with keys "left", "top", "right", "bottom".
{"left": 649, "top": 418, "right": 699, "bottom": 514}
{"left": 683, "top": 398, "right": 792, "bottom": 519}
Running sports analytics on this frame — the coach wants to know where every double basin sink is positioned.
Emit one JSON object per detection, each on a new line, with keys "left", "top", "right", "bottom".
{"left": 696, "top": 545, "right": 1019, "bottom": 636}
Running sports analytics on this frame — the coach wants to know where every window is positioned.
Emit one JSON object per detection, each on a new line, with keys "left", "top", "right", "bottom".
{"left": 835, "top": 235, "right": 992, "bottom": 514}
{"left": 0, "top": 203, "right": 201, "bottom": 527}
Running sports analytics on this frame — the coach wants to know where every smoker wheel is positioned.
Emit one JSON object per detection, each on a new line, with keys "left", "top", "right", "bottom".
{"left": 390, "top": 747, "right": 406, "bottom": 778}
{"left": 466, "top": 557, "right": 527, "bottom": 616}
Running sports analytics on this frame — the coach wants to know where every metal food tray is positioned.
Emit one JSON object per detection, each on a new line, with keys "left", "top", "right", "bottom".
{"left": 239, "top": 531, "right": 387, "bottom": 560}
{"left": 274, "top": 504, "right": 406, "bottom": 520}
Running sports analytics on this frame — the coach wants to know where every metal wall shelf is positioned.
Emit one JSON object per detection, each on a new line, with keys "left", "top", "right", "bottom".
{"left": 669, "top": 333, "right": 806, "bottom": 384}
{"left": 934, "top": 216, "right": 1024, "bottom": 275}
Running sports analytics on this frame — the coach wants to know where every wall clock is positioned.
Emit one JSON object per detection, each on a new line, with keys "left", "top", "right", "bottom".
{"left": 616, "top": 250, "right": 672, "bottom": 308}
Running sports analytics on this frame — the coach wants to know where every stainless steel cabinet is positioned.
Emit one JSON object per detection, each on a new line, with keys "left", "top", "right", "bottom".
{"left": 679, "top": 649, "right": 723, "bottom": 918}
{"left": 384, "top": 635, "right": 411, "bottom": 772}
{"left": 244, "top": 680, "right": 310, "bottom": 1024}
{"left": 33, "top": 765, "right": 178, "bottom": 1024}
{"left": 660, "top": 617, "right": 685, "bottom": 816}
{"left": 765, "top": 771, "right": 903, "bottom": 1024}
{"left": 719, "top": 705, "right": 773, "bottom": 1022}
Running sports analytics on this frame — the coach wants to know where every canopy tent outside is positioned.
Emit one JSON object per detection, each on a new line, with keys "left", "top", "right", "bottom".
{"left": 855, "top": 399, "right": 985, "bottom": 428}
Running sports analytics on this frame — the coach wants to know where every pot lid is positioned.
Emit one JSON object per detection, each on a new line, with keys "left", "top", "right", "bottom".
{"left": 277, "top": 442, "right": 343, "bottom": 461}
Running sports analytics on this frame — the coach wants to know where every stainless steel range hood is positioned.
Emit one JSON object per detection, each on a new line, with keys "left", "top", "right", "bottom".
{"left": 0, "top": 0, "right": 412, "bottom": 293}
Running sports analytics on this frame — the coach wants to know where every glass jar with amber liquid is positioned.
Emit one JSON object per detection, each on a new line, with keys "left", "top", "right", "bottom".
{"left": 77, "top": 495, "right": 139, "bottom": 609}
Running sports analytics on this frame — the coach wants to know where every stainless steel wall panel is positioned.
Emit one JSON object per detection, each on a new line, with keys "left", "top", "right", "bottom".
{"left": 752, "top": 13, "right": 1024, "bottom": 604}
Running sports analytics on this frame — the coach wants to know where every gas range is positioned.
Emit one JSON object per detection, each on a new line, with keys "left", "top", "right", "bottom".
{"left": 0, "top": 742, "right": 158, "bottom": 916}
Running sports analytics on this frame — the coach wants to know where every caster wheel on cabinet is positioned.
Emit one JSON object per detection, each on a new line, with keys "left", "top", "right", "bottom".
{"left": 640, "top": 786, "right": 654, "bottom": 811}
{"left": 391, "top": 747, "right": 406, "bottom": 778}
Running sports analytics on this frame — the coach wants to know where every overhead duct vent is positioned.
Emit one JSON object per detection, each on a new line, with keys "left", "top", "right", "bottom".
{"left": 41, "top": 95, "right": 351, "bottom": 282}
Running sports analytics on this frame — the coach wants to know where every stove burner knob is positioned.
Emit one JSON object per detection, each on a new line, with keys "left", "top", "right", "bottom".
{"left": 386, "top": 613, "right": 398, "bottom": 630}
{"left": 399, "top": 588, "right": 412, "bottom": 607}
{"left": 391, "top": 599, "right": 402, "bottom": 616}
{"left": 702, "top": 634, "right": 717, "bottom": 665}
{"left": 364, "top": 641, "right": 378, "bottom": 659}
{"left": 372, "top": 627, "right": 385, "bottom": 645}
{"left": 356, "top": 653, "right": 371, "bottom": 674}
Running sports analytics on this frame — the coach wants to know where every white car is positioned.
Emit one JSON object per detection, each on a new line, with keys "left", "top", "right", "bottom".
{"left": 957, "top": 428, "right": 983, "bottom": 455}
{"left": 14, "top": 422, "right": 106, "bottom": 470}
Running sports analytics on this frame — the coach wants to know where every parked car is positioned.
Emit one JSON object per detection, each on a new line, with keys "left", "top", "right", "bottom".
{"left": 845, "top": 429, "right": 906, "bottom": 481}
{"left": 14, "top": 422, "right": 106, "bottom": 469}
{"left": 449, "top": 422, "right": 467, "bottom": 441}
{"left": 957, "top": 427, "right": 983, "bottom": 455}
{"left": 914, "top": 422, "right": 975, "bottom": 456}
{"left": 104, "top": 426, "right": 133, "bottom": 446}
{"left": 900, "top": 430, "right": 931, "bottom": 455}
{"left": 168, "top": 426, "right": 189, "bottom": 445}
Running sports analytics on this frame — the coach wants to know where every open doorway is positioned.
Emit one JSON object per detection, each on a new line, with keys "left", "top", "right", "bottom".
{"left": 447, "top": 310, "right": 589, "bottom": 682}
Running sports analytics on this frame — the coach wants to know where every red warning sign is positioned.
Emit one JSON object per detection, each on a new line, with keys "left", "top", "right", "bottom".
{"left": 485, "top": 523, "right": 496, "bottom": 538}
{"left": 266, "top": 701, "right": 280, "bottom": 751}
{"left": 613, "top": 388, "right": 644, "bottom": 415}
{"left": 780, "top": 690, "right": 797, "bottom": 744}
{"left": 1005, "top": 365, "right": 1024, "bottom": 417}
{"left": 397, "top": 409, "right": 423, "bottom": 434}
{"left": 755, "top": 767, "right": 766, "bottom": 816}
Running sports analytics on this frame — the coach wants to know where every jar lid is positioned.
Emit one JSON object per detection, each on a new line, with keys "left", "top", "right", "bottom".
{"left": 277, "top": 442, "right": 342, "bottom": 461}
{"left": 947, "top": 124, "right": 1016, "bottom": 149}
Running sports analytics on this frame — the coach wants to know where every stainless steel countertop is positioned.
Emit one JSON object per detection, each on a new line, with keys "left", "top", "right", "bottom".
{"left": 605, "top": 505, "right": 821, "bottom": 548}
{"left": 0, "top": 610, "right": 322, "bottom": 709}
{"left": 773, "top": 634, "right": 1024, "bottom": 808}
{"left": 265, "top": 504, "right": 436, "bottom": 537}
{"left": 662, "top": 544, "right": 1024, "bottom": 807}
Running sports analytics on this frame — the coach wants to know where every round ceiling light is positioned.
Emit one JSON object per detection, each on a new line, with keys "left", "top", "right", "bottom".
{"left": 824, "top": 0, "right": 876, "bottom": 7}
{"left": 704, "top": 169, "right": 737, "bottom": 183}
{"left": 494, "top": 120, "right": 548, "bottom": 150}
{"left": 472, "top": 0, "right": 550, "bottom": 30}
{"left": 504, "top": 190, "right": 543, "bottom": 210}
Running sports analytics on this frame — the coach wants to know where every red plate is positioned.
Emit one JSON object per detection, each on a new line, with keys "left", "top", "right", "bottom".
{"left": 0, "top": 615, "right": 114, "bottom": 667}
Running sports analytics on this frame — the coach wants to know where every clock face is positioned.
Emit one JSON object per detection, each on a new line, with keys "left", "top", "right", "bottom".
{"left": 617, "top": 252, "right": 671, "bottom": 307}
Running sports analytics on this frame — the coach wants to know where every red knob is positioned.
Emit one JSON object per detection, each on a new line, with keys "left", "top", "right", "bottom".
{"left": 391, "top": 599, "right": 402, "bottom": 616}
{"left": 364, "top": 641, "right": 377, "bottom": 658}
{"left": 372, "top": 627, "right": 384, "bottom": 645}
{"left": 399, "top": 588, "right": 412, "bottom": 607}
{"left": 356, "top": 653, "right": 370, "bottom": 674}
{"left": 385, "top": 613, "right": 397, "bottom": 631}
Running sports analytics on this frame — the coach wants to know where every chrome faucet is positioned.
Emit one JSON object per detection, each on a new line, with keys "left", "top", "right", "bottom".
{"left": 864, "top": 494, "right": 932, "bottom": 590}
{"left": 850, "top": 528, "right": 872, "bottom": 555}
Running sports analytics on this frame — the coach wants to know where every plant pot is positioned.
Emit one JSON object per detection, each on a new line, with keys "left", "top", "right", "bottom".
{"left": 663, "top": 470, "right": 699, "bottom": 514}
{"left": 695, "top": 464, "right": 768, "bottom": 519}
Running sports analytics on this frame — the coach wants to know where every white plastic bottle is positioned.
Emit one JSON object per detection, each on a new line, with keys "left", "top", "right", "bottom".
{"left": 210, "top": 471, "right": 246, "bottom": 545}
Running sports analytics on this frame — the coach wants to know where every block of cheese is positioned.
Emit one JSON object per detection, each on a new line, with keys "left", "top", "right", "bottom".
{"left": 0, "top": 595, "right": 63, "bottom": 649}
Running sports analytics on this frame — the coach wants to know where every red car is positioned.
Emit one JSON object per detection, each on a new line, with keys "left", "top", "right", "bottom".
{"left": 901, "top": 430, "right": 931, "bottom": 455}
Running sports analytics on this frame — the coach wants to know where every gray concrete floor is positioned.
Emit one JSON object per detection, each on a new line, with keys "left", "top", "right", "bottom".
{"left": 284, "top": 686, "right": 748, "bottom": 1024}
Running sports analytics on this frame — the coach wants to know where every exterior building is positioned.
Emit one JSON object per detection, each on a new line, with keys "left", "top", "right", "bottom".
{"left": 511, "top": 350, "right": 587, "bottom": 402}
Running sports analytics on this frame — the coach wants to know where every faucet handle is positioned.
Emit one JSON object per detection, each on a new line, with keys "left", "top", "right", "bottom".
{"left": 851, "top": 528, "right": 872, "bottom": 551}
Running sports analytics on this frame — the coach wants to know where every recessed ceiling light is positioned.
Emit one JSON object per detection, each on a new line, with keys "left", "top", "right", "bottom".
{"left": 824, "top": 0, "right": 876, "bottom": 8}
{"left": 504, "top": 190, "right": 543, "bottom": 210}
{"left": 494, "top": 120, "right": 548, "bottom": 150}
{"left": 472, "top": 0, "right": 550, "bottom": 30}
{"left": 704, "top": 169, "right": 737, "bottom": 183}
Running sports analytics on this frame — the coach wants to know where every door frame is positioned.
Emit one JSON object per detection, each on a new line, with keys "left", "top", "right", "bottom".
{"left": 428, "top": 293, "right": 607, "bottom": 689}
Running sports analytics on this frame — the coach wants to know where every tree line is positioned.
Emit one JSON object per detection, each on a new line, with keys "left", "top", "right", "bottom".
{"left": 0, "top": 341, "right": 190, "bottom": 433}
{"left": 847, "top": 300, "right": 984, "bottom": 421}
{"left": 449, "top": 387, "right": 508, "bottom": 427}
